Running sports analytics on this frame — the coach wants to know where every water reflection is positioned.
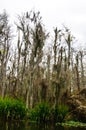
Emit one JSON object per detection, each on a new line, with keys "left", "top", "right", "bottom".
{"left": 0, "top": 121, "right": 86, "bottom": 130}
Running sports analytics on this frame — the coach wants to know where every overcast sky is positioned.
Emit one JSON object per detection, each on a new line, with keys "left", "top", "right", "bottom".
{"left": 0, "top": 0, "right": 86, "bottom": 47}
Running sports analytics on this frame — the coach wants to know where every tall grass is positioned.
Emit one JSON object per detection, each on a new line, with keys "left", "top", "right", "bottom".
{"left": 28, "top": 102, "right": 69, "bottom": 123}
{"left": 52, "top": 104, "right": 69, "bottom": 122}
{"left": 29, "top": 102, "right": 50, "bottom": 122}
{"left": 0, "top": 97, "right": 27, "bottom": 121}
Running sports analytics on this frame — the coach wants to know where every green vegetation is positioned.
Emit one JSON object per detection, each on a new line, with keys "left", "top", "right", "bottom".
{"left": 28, "top": 102, "right": 69, "bottom": 123}
{"left": 52, "top": 104, "right": 69, "bottom": 123}
{"left": 0, "top": 97, "right": 27, "bottom": 121}
{"left": 59, "top": 121, "right": 86, "bottom": 128}
{"left": 0, "top": 97, "right": 69, "bottom": 123}
{"left": 28, "top": 102, "right": 50, "bottom": 122}
{"left": 0, "top": 96, "right": 86, "bottom": 129}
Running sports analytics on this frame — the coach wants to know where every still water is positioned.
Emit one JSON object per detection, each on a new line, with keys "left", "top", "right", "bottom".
{"left": 0, "top": 121, "right": 86, "bottom": 130}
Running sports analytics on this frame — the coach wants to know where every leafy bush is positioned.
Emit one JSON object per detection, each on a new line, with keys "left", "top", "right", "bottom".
{"left": 52, "top": 104, "right": 69, "bottom": 122}
{"left": 29, "top": 102, "right": 50, "bottom": 122}
{"left": 0, "top": 97, "right": 27, "bottom": 120}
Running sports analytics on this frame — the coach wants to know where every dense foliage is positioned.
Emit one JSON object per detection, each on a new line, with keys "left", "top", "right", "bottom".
{"left": 28, "top": 102, "right": 50, "bottom": 122}
{"left": 0, "top": 97, "right": 27, "bottom": 120}
{"left": 52, "top": 104, "right": 69, "bottom": 122}
{"left": 29, "top": 102, "right": 69, "bottom": 123}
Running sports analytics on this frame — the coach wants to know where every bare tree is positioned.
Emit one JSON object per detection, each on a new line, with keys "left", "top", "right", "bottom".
{"left": 75, "top": 54, "right": 80, "bottom": 91}
{"left": 0, "top": 10, "right": 11, "bottom": 98}
{"left": 79, "top": 51, "right": 85, "bottom": 88}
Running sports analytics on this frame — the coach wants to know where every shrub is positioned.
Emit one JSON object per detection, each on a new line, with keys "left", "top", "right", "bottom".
{"left": 29, "top": 102, "right": 50, "bottom": 122}
{"left": 0, "top": 97, "right": 27, "bottom": 120}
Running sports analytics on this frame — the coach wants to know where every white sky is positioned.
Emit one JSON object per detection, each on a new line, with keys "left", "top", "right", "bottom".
{"left": 0, "top": 0, "right": 86, "bottom": 47}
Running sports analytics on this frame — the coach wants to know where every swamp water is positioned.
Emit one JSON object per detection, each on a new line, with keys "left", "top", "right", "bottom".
{"left": 0, "top": 121, "right": 86, "bottom": 130}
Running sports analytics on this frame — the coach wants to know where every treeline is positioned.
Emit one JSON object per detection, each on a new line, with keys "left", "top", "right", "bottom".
{"left": 0, "top": 10, "right": 86, "bottom": 108}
